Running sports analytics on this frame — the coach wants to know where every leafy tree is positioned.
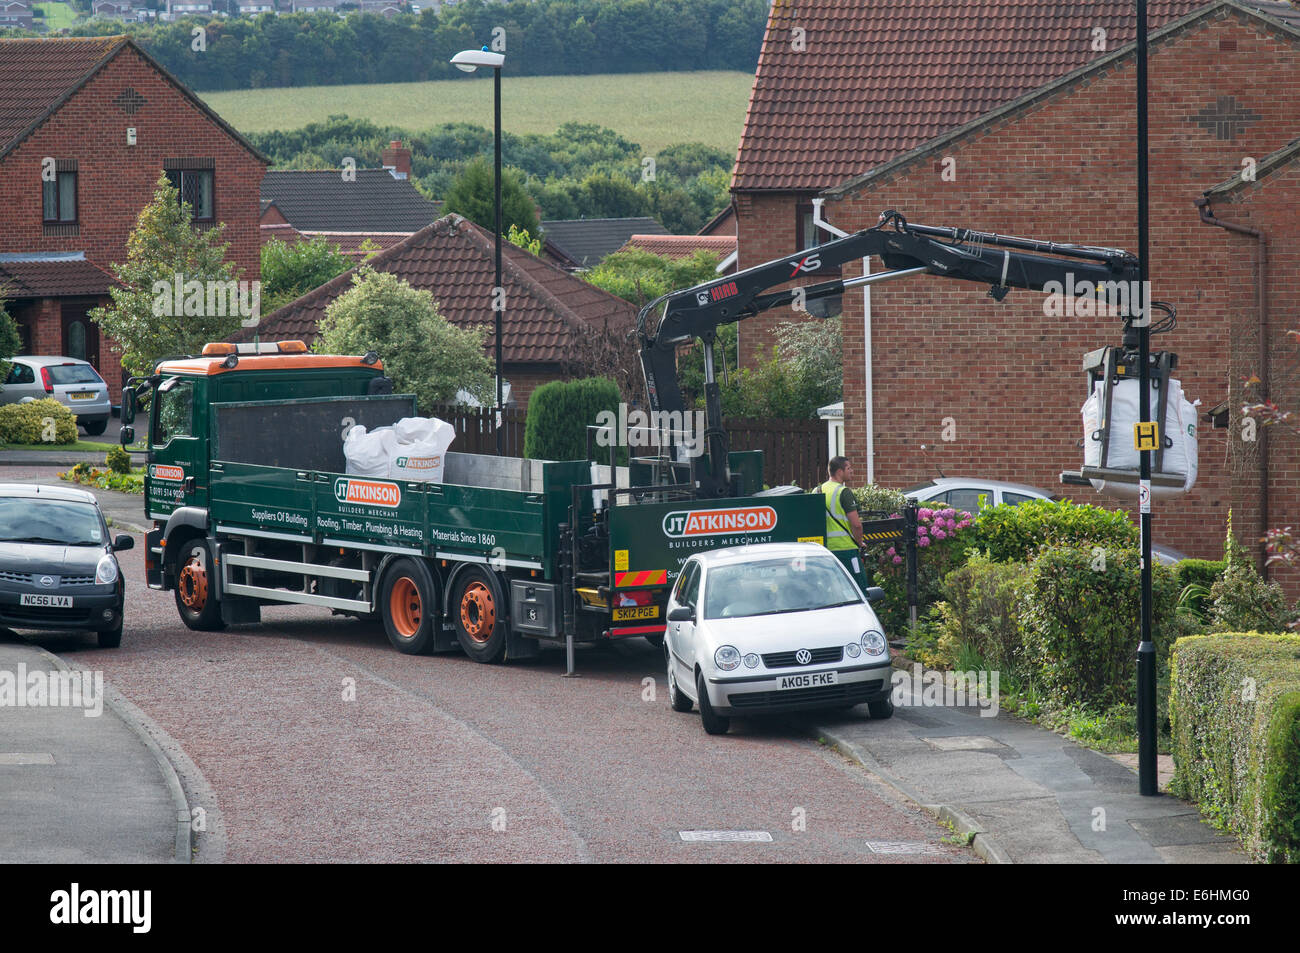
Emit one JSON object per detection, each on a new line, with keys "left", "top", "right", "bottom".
{"left": 261, "top": 236, "right": 353, "bottom": 314}
{"left": 576, "top": 173, "right": 648, "bottom": 219}
{"left": 314, "top": 267, "right": 493, "bottom": 410}
{"left": 90, "top": 173, "right": 247, "bottom": 376}
{"left": 442, "top": 156, "right": 539, "bottom": 235}
{"left": 584, "top": 247, "right": 721, "bottom": 307}
{"left": 0, "top": 288, "right": 21, "bottom": 388}
{"left": 506, "top": 224, "right": 542, "bottom": 256}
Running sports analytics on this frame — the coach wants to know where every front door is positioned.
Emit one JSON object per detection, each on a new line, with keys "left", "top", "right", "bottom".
{"left": 60, "top": 301, "right": 100, "bottom": 369}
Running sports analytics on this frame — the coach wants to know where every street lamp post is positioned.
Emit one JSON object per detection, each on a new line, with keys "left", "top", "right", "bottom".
{"left": 1135, "top": 1, "right": 1158, "bottom": 797}
{"left": 451, "top": 47, "right": 507, "bottom": 454}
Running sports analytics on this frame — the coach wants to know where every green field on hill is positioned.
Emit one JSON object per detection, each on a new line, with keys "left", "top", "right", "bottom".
{"left": 202, "top": 71, "right": 755, "bottom": 155}
{"left": 34, "top": 2, "right": 79, "bottom": 30}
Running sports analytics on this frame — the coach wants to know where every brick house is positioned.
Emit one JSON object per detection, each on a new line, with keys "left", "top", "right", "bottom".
{"left": 788, "top": 1, "right": 1299, "bottom": 576}
{"left": 246, "top": 213, "right": 638, "bottom": 408}
{"left": 0, "top": 1, "right": 33, "bottom": 30}
{"left": 0, "top": 36, "right": 267, "bottom": 401}
{"left": 260, "top": 145, "right": 443, "bottom": 260}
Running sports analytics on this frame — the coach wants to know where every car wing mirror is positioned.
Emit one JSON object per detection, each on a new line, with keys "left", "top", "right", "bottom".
{"left": 667, "top": 605, "right": 694, "bottom": 622}
{"left": 112, "top": 534, "right": 134, "bottom": 552}
{"left": 864, "top": 586, "right": 885, "bottom": 603}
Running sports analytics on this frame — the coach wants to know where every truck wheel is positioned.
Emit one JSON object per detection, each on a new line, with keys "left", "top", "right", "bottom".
{"left": 644, "top": 632, "right": 664, "bottom": 648}
{"left": 380, "top": 558, "right": 438, "bottom": 654}
{"left": 175, "top": 539, "right": 225, "bottom": 631}
{"left": 451, "top": 567, "right": 507, "bottom": 664}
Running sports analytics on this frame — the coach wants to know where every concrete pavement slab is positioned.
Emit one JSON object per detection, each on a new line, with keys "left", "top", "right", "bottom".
{"left": 814, "top": 671, "right": 1246, "bottom": 863}
{"left": 0, "top": 640, "right": 185, "bottom": 863}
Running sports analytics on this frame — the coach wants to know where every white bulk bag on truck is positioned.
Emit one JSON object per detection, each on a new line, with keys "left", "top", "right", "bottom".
{"left": 343, "top": 424, "right": 397, "bottom": 477}
{"left": 388, "top": 416, "right": 456, "bottom": 483}
{"left": 1081, "top": 377, "right": 1199, "bottom": 499}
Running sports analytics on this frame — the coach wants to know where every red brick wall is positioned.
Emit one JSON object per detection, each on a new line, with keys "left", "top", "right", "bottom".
{"left": 821, "top": 11, "right": 1300, "bottom": 581}
{"left": 0, "top": 43, "right": 266, "bottom": 400}
{"left": 733, "top": 190, "right": 809, "bottom": 368}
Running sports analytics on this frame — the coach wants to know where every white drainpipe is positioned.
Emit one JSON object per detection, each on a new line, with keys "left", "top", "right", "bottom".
{"left": 811, "top": 198, "right": 873, "bottom": 485}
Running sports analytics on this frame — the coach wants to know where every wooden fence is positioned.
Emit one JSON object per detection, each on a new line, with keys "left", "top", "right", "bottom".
{"left": 724, "top": 416, "right": 829, "bottom": 490}
{"left": 427, "top": 405, "right": 828, "bottom": 490}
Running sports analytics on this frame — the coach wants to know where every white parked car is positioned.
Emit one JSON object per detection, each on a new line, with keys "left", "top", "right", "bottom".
{"left": 664, "top": 542, "right": 894, "bottom": 735}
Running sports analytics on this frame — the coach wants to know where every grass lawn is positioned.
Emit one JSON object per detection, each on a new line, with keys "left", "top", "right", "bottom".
{"left": 202, "top": 70, "right": 754, "bottom": 154}
{"left": 0, "top": 440, "right": 131, "bottom": 454}
{"left": 33, "top": 2, "right": 79, "bottom": 31}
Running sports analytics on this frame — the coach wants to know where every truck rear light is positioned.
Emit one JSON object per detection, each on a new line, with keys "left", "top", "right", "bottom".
{"left": 40, "top": 366, "right": 53, "bottom": 393}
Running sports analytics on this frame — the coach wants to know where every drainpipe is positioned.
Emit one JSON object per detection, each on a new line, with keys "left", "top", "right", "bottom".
{"left": 812, "top": 198, "right": 874, "bottom": 484}
{"left": 1195, "top": 196, "right": 1269, "bottom": 574}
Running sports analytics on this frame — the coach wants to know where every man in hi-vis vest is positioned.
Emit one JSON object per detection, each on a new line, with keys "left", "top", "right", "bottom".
{"left": 818, "top": 456, "right": 865, "bottom": 584}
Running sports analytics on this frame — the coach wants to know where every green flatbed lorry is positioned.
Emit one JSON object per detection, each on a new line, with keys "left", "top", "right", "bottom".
{"left": 122, "top": 342, "right": 827, "bottom": 663}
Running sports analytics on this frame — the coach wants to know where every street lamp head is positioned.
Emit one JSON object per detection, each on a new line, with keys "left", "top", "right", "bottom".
{"left": 451, "top": 48, "right": 505, "bottom": 73}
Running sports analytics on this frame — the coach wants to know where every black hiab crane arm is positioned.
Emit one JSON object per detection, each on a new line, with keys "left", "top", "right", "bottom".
{"left": 637, "top": 209, "right": 1143, "bottom": 498}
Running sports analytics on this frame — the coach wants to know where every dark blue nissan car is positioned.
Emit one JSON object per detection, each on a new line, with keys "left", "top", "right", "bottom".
{"left": 0, "top": 484, "right": 132, "bottom": 648}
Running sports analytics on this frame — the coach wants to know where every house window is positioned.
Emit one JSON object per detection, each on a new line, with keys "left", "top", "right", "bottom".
{"left": 42, "top": 170, "right": 78, "bottom": 223}
{"left": 164, "top": 166, "right": 215, "bottom": 221}
{"left": 796, "top": 203, "right": 821, "bottom": 252}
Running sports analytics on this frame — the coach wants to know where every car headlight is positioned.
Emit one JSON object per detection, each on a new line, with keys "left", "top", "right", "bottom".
{"left": 861, "top": 629, "right": 887, "bottom": 657}
{"left": 845, "top": 642, "right": 862, "bottom": 658}
{"left": 743, "top": 653, "right": 760, "bottom": 669}
{"left": 714, "top": 645, "right": 742, "bottom": 671}
{"left": 95, "top": 554, "right": 119, "bottom": 586}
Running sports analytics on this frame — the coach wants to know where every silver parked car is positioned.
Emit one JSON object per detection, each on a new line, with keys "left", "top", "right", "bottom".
{"left": 1, "top": 356, "right": 112, "bottom": 435}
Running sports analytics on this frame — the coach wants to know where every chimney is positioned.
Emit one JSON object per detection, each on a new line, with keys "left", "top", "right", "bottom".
{"left": 381, "top": 140, "right": 411, "bottom": 180}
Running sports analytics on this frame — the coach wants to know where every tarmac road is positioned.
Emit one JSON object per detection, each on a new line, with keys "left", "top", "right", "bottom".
{"left": 8, "top": 470, "right": 973, "bottom": 864}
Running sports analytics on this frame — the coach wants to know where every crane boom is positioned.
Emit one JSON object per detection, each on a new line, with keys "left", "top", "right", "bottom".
{"left": 637, "top": 209, "right": 1144, "bottom": 498}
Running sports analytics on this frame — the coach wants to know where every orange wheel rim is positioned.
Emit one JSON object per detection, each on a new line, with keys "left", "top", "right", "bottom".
{"left": 460, "top": 582, "right": 496, "bottom": 643}
{"left": 390, "top": 577, "right": 422, "bottom": 639}
{"left": 178, "top": 555, "right": 208, "bottom": 610}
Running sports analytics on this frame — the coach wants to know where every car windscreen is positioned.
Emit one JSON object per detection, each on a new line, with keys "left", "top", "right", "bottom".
{"left": 703, "top": 555, "right": 862, "bottom": 620}
{"left": 0, "top": 498, "right": 104, "bottom": 546}
{"left": 48, "top": 364, "right": 103, "bottom": 386}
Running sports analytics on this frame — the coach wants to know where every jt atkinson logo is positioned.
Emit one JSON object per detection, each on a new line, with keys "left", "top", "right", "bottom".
{"left": 662, "top": 506, "right": 778, "bottom": 538}
{"left": 148, "top": 465, "right": 184, "bottom": 481}
{"left": 333, "top": 478, "right": 401, "bottom": 507}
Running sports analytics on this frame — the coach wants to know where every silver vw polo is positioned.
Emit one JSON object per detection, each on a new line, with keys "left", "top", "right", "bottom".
{"left": 663, "top": 541, "right": 894, "bottom": 735}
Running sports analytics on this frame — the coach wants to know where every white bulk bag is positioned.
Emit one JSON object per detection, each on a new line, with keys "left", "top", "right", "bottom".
{"left": 1081, "top": 377, "right": 1199, "bottom": 499}
{"left": 388, "top": 416, "right": 456, "bottom": 483}
{"left": 343, "top": 424, "right": 397, "bottom": 477}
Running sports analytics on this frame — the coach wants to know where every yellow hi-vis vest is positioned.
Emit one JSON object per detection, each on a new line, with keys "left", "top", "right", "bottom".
{"left": 820, "top": 480, "right": 855, "bottom": 550}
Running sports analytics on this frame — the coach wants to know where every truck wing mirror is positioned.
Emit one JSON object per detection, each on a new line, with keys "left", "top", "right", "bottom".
{"left": 119, "top": 426, "right": 135, "bottom": 447}
{"left": 120, "top": 387, "right": 136, "bottom": 424}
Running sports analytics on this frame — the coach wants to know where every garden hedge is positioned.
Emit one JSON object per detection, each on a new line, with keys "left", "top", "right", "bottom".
{"left": 1170, "top": 632, "right": 1300, "bottom": 863}
{"left": 0, "top": 398, "right": 77, "bottom": 445}
{"left": 523, "top": 377, "right": 622, "bottom": 462}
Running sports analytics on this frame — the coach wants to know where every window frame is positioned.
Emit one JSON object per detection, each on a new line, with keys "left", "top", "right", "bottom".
{"left": 164, "top": 165, "right": 216, "bottom": 223}
{"left": 41, "top": 169, "right": 78, "bottom": 224}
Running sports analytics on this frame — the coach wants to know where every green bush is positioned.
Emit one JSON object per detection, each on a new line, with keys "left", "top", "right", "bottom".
{"left": 1176, "top": 557, "right": 1226, "bottom": 591}
{"left": 933, "top": 552, "right": 1031, "bottom": 675}
{"left": 523, "top": 377, "right": 622, "bottom": 462}
{"left": 1019, "top": 546, "right": 1179, "bottom": 709}
{"left": 971, "top": 497, "right": 1138, "bottom": 563}
{"left": 1170, "top": 632, "right": 1300, "bottom": 862}
{"left": 852, "top": 483, "right": 907, "bottom": 517}
{"left": 0, "top": 399, "right": 77, "bottom": 445}
{"left": 1207, "top": 531, "right": 1298, "bottom": 634}
{"left": 105, "top": 445, "right": 132, "bottom": 474}
{"left": 865, "top": 505, "right": 976, "bottom": 636}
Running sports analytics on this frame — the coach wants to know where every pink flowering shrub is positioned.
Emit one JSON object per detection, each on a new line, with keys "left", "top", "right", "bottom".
{"left": 868, "top": 506, "right": 974, "bottom": 632}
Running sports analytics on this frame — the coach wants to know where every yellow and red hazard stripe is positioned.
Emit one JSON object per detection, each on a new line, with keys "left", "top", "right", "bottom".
{"left": 614, "top": 569, "right": 668, "bottom": 588}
